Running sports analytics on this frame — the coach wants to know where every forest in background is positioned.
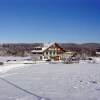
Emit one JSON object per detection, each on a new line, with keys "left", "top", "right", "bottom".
{"left": 0, "top": 43, "right": 100, "bottom": 56}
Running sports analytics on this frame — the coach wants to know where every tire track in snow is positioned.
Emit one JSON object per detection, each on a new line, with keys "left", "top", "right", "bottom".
{"left": 0, "top": 77, "right": 50, "bottom": 100}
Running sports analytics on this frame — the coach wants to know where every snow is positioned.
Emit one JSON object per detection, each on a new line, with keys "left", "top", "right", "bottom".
{"left": 0, "top": 56, "right": 33, "bottom": 73}
{"left": 93, "top": 57, "right": 100, "bottom": 63}
{"left": 0, "top": 64, "right": 27, "bottom": 73}
{"left": 79, "top": 57, "right": 100, "bottom": 64}
{"left": 0, "top": 57, "right": 100, "bottom": 100}
{"left": 0, "top": 56, "right": 31, "bottom": 62}
{"left": 31, "top": 42, "right": 55, "bottom": 53}
{"left": 0, "top": 57, "right": 49, "bottom": 73}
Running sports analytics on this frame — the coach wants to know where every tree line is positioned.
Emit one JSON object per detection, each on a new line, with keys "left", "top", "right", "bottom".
{"left": 0, "top": 43, "right": 100, "bottom": 56}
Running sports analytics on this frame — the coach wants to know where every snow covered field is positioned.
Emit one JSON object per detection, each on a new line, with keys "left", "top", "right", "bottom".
{"left": 0, "top": 59, "right": 100, "bottom": 100}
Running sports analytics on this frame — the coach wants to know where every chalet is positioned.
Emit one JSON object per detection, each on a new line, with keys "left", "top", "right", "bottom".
{"left": 31, "top": 42, "right": 65, "bottom": 61}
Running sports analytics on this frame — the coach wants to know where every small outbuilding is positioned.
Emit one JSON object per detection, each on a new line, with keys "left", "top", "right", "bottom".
{"left": 96, "top": 49, "right": 100, "bottom": 57}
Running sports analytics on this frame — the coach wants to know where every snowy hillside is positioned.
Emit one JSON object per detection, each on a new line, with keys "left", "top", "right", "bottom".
{"left": 0, "top": 63, "right": 100, "bottom": 100}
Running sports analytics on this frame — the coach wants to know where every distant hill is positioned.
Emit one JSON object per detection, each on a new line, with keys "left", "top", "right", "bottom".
{"left": 0, "top": 43, "right": 100, "bottom": 56}
{"left": 0, "top": 43, "right": 41, "bottom": 56}
{"left": 59, "top": 43, "right": 100, "bottom": 56}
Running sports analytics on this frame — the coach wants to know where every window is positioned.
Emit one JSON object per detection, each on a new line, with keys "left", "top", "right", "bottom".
{"left": 53, "top": 52, "right": 55, "bottom": 55}
{"left": 44, "top": 52, "right": 46, "bottom": 55}
{"left": 58, "top": 48, "right": 60, "bottom": 50}
{"left": 49, "top": 48, "right": 51, "bottom": 50}
{"left": 55, "top": 48, "right": 57, "bottom": 50}
{"left": 34, "top": 48, "right": 42, "bottom": 50}
{"left": 50, "top": 52, "right": 52, "bottom": 55}
{"left": 52, "top": 48, "right": 54, "bottom": 50}
{"left": 33, "top": 52, "right": 36, "bottom": 54}
{"left": 40, "top": 56, "right": 42, "bottom": 59}
{"left": 55, "top": 52, "right": 57, "bottom": 55}
{"left": 48, "top": 52, "right": 50, "bottom": 55}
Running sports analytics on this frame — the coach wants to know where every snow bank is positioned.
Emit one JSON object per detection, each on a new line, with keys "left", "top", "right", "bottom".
{"left": 93, "top": 57, "right": 100, "bottom": 63}
{"left": 79, "top": 57, "right": 100, "bottom": 64}
{"left": 0, "top": 56, "right": 33, "bottom": 73}
{"left": 0, "top": 64, "right": 27, "bottom": 73}
{"left": 79, "top": 60, "right": 94, "bottom": 64}
{"left": 0, "top": 56, "right": 49, "bottom": 73}
{"left": 0, "top": 56, "right": 31, "bottom": 62}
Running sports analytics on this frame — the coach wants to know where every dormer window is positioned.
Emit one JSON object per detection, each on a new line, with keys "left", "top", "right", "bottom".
{"left": 34, "top": 48, "right": 42, "bottom": 50}
{"left": 58, "top": 48, "right": 60, "bottom": 50}
{"left": 55, "top": 48, "right": 57, "bottom": 50}
{"left": 49, "top": 48, "right": 51, "bottom": 50}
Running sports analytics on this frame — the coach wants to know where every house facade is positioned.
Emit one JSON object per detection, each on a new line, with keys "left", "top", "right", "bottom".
{"left": 31, "top": 43, "right": 65, "bottom": 61}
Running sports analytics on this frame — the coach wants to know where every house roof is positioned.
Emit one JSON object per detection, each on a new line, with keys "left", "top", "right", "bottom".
{"left": 31, "top": 42, "right": 55, "bottom": 53}
{"left": 96, "top": 52, "right": 100, "bottom": 55}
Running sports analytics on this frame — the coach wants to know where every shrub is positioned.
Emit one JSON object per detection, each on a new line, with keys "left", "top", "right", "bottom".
{"left": 0, "top": 62, "right": 4, "bottom": 65}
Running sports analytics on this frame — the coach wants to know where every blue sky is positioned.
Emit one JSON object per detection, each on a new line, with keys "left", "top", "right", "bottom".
{"left": 0, "top": 0, "right": 100, "bottom": 43}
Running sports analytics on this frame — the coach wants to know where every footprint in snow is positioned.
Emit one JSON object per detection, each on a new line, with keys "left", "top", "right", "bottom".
{"left": 76, "top": 80, "right": 83, "bottom": 83}
{"left": 96, "top": 88, "right": 100, "bottom": 91}
{"left": 89, "top": 81, "right": 97, "bottom": 84}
